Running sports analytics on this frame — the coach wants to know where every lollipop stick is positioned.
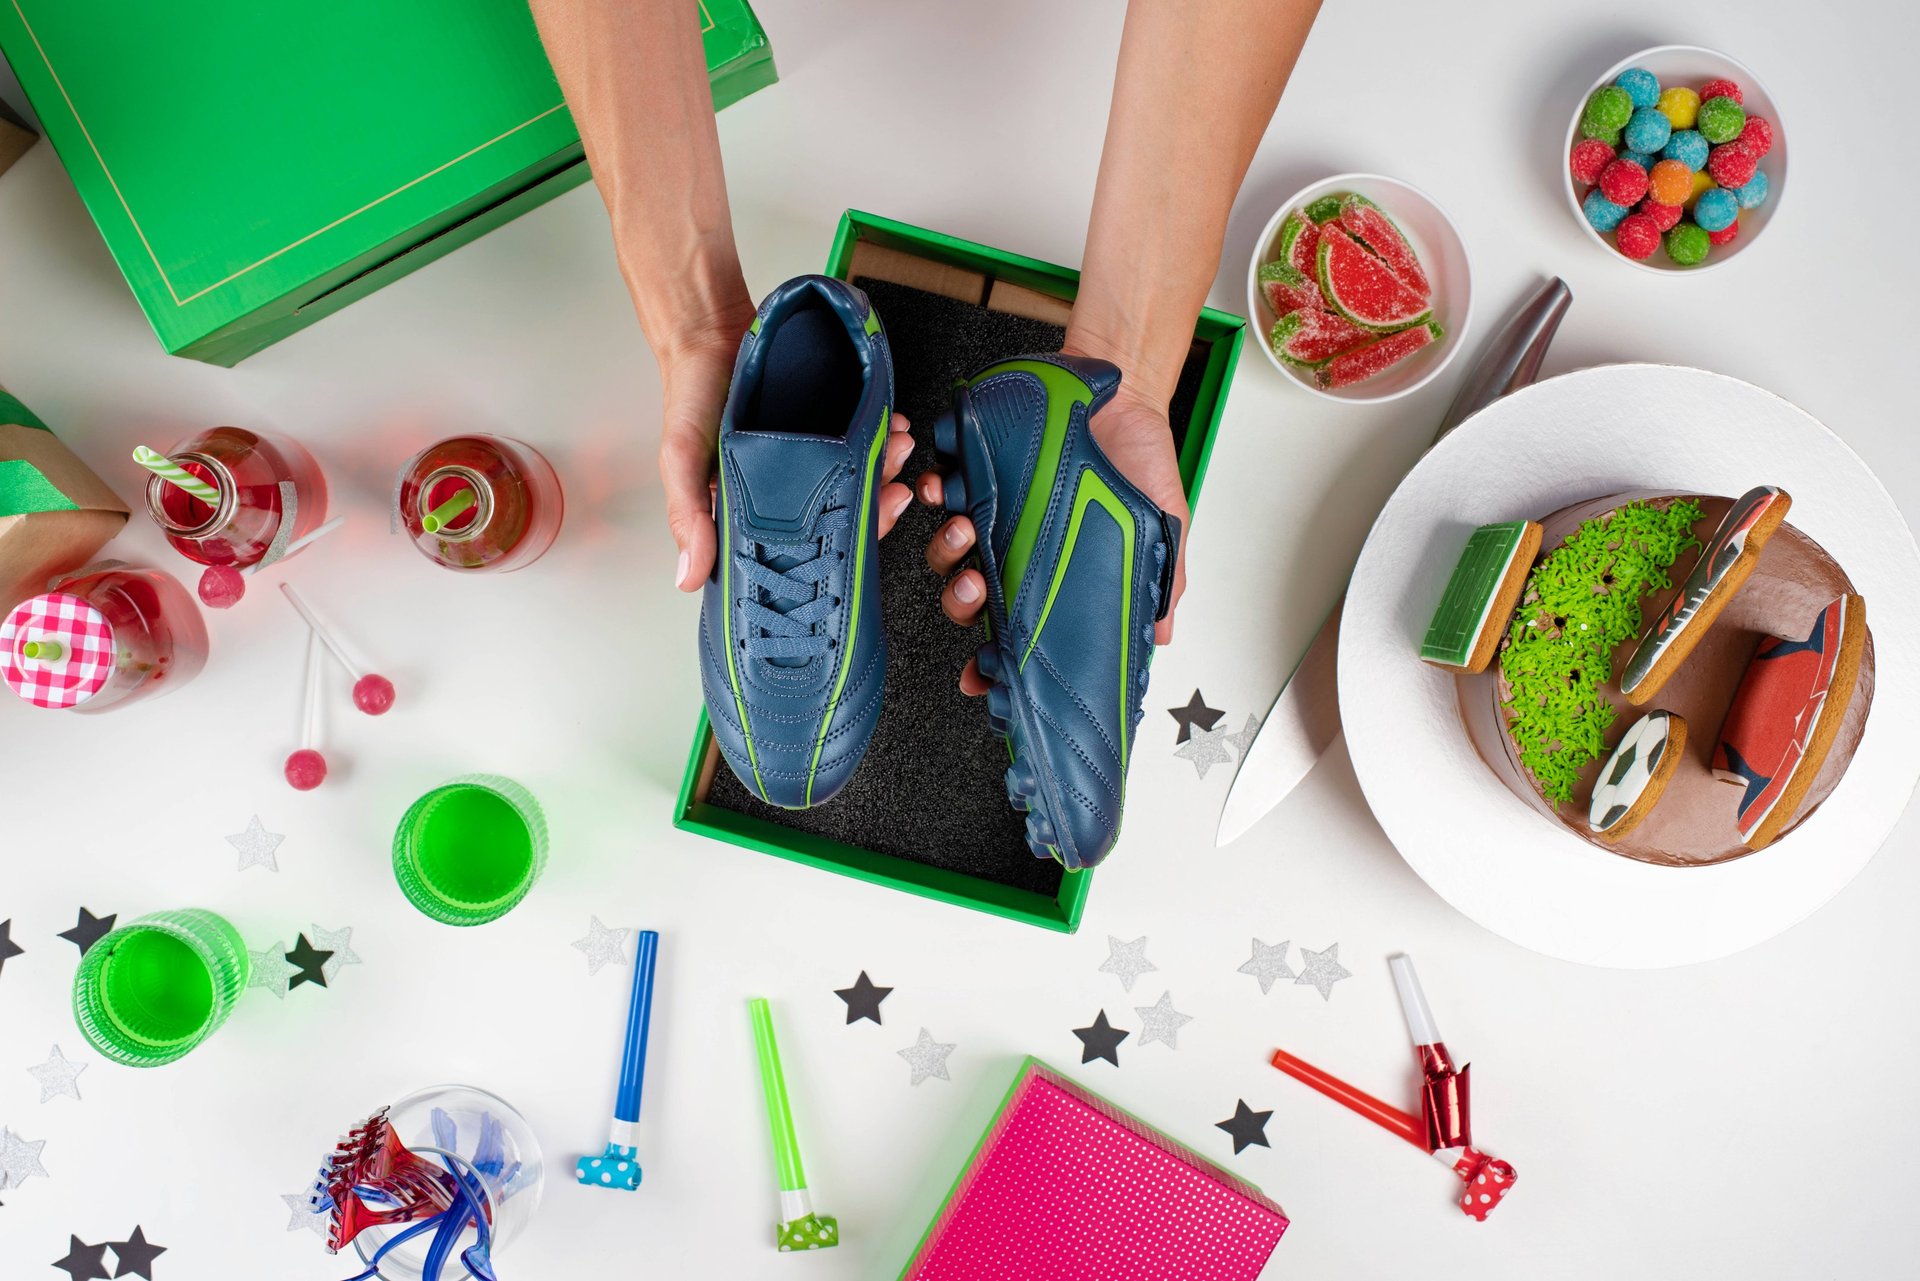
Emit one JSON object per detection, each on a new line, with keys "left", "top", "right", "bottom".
{"left": 302, "top": 630, "right": 322, "bottom": 749}
{"left": 246, "top": 515, "right": 346, "bottom": 577}
{"left": 421, "top": 490, "right": 476, "bottom": 535}
{"left": 280, "top": 583, "right": 362, "bottom": 676}
{"left": 132, "top": 445, "right": 221, "bottom": 507}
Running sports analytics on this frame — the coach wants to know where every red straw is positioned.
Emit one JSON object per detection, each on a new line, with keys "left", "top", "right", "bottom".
{"left": 1269, "top": 1048, "right": 1426, "bottom": 1149}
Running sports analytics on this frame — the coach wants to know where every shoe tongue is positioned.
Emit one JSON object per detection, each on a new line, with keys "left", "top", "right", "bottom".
{"left": 722, "top": 431, "right": 850, "bottom": 534}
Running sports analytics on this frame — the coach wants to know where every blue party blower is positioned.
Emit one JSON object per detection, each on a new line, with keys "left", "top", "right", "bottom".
{"left": 576, "top": 929, "right": 659, "bottom": 1191}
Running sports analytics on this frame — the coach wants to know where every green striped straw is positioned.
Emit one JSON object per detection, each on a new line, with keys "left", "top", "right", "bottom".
{"left": 72, "top": 909, "right": 250, "bottom": 1068}
{"left": 421, "top": 487, "right": 477, "bottom": 534}
{"left": 132, "top": 445, "right": 221, "bottom": 507}
{"left": 749, "top": 998, "right": 839, "bottom": 1252}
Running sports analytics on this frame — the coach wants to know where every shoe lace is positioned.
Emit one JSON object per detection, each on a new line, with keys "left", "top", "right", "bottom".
{"left": 735, "top": 509, "right": 845, "bottom": 663}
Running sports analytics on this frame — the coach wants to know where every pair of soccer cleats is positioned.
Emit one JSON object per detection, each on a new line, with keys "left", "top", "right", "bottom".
{"left": 697, "top": 276, "right": 1178, "bottom": 869}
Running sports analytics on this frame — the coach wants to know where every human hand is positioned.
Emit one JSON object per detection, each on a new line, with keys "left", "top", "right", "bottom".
{"left": 660, "top": 312, "right": 916, "bottom": 590}
{"left": 917, "top": 379, "right": 1188, "bottom": 696}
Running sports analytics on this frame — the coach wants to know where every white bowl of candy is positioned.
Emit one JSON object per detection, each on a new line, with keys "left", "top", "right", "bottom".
{"left": 1246, "top": 173, "right": 1473, "bottom": 404}
{"left": 1563, "top": 46, "right": 1786, "bottom": 273}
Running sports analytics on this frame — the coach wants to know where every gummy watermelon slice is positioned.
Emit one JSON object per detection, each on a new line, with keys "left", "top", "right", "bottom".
{"left": 1268, "top": 307, "right": 1371, "bottom": 367}
{"left": 1278, "top": 211, "right": 1321, "bottom": 274}
{"left": 1316, "top": 224, "right": 1431, "bottom": 331}
{"left": 1315, "top": 320, "right": 1443, "bottom": 389}
{"left": 1337, "top": 194, "right": 1431, "bottom": 295}
{"left": 1306, "top": 195, "right": 1344, "bottom": 224}
{"left": 1258, "top": 261, "right": 1320, "bottom": 316}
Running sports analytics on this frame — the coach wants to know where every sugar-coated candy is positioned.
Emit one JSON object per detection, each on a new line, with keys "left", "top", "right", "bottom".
{"left": 1637, "top": 197, "right": 1684, "bottom": 231}
{"left": 354, "top": 673, "right": 397, "bottom": 715}
{"left": 1699, "top": 78, "right": 1743, "bottom": 106}
{"left": 285, "top": 748, "right": 328, "bottom": 791}
{"left": 1622, "top": 149, "right": 1658, "bottom": 173}
{"left": 1615, "top": 212, "right": 1662, "bottom": 260}
{"left": 1648, "top": 158, "right": 1693, "bottom": 206}
{"left": 1598, "top": 158, "right": 1649, "bottom": 206}
{"left": 1665, "top": 222, "right": 1710, "bottom": 266}
{"left": 1582, "top": 188, "right": 1630, "bottom": 233}
{"left": 1615, "top": 67, "right": 1661, "bottom": 109}
{"left": 1739, "top": 115, "right": 1774, "bottom": 158}
{"left": 1657, "top": 86, "right": 1700, "bottom": 129}
{"left": 1707, "top": 142, "right": 1758, "bottom": 190}
{"left": 1693, "top": 186, "right": 1740, "bottom": 232}
{"left": 1687, "top": 168, "right": 1716, "bottom": 207}
{"left": 1581, "top": 85, "right": 1634, "bottom": 142}
{"left": 1734, "top": 169, "right": 1770, "bottom": 209}
{"left": 1707, "top": 220, "right": 1741, "bottom": 246}
{"left": 1662, "top": 129, "right": 1709, "bottom": 171}
{"left": 198, "top": 564, "right": 246, "bottom": 609}
{"left": 1569, "top": 137, "right": 1615, "bottom": 185}
{"left": 1623, "top": 106, "right": 1672, "bottom": 155}
{"left": 1697, "top": 95, "right": 1746, "bottom": 144}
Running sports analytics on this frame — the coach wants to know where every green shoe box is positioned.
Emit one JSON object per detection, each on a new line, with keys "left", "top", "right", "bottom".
{"left": 0, "top": 1, "right": 775, "bottom": 366}
{"left": 674, "top": 210, "right": 1246, "bottom": 931}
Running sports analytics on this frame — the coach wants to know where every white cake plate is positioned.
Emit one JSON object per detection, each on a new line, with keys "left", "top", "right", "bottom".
{"left": 1340, "top": 364, "right": 1920, "bottom": 967}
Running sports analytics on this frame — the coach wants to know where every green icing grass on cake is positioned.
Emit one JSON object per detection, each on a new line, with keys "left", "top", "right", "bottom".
{"left": 1500, "top": 498, "right": 1703, "bottom": 805}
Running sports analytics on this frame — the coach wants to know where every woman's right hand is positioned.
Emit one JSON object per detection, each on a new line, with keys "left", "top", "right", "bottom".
{"left": 656, "top": 306, "right": 757, "bottom": 591}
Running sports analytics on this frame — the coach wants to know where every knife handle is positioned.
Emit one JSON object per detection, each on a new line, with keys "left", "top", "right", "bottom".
{"left": 1431, "top": 277, "right": 1571, "bottom": 446}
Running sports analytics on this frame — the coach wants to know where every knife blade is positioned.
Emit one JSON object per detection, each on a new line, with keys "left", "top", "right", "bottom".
{"left": 1215, "top": 276, "right": 1572, "bottom": 847}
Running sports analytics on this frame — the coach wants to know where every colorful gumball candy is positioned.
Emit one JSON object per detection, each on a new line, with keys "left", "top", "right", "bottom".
{"left": 1696, "top": 95, "right": 1746, "bottom": 144}
{"left": 1687, "top": 169, "right": 1716, "bottom": 207}
{"left": 1662, "top": 129, "right": 1709, "bottom": 171}
{"left": 1598, "top": 158, "right": 1648, "bottom": 206}
{"left": 1734, "top": 170, "right": 1770, "bottom": 210}
{"left": 1615, "top": 67, "right": 1660, "bottom": 108}
{"left": 1657, "top": 86, "right": 1700, "bottom": 130}
{"left": 1622, "top": 149, "right": 1658, "bottom": 173}
{"left": 1665, "top": 222, "right": 1710, "bottom": 266}
{"left": 1647, "top": 158, "right": 1693, "bottom": 207}
{"left": 1570, "top": 138, "right": 1615, "bottom": 185}
{"left": 1615, "top": 212, "right": 1662, "bottom": 260}
{"left": 1582, "top": 189, "right": 1630, "bottom": 233}
{"left": 1637, "top": 197, "right": 1684, "bottom": 232}
{"left": 1707, "top": 142, "right": 1759, "bottom": 190}
{"left": 1581, "top": 85, "right": 1634, "bottom": 142}
{"left": 1623, "top": 106, "right": 1671, "bottom": 155}
{"left": 1699, "top": 78, "right": 1743, "bottom": 105}
{"left": 1692, "top": 186, "right": 1740, "bottom": 233}
{"left": 1707, "top": 221, "right": 1741, "bottom": 247}
{"left": 1739, "top": 115, "right": 1774, "bottom": 158}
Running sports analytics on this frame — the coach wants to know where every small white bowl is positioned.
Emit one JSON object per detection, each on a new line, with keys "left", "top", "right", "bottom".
{"left": 1563, "top": 45, "right": 1787, "bottom": 273}
{"left": 1245, "top": 173, "right": 1472, "bottom": 404}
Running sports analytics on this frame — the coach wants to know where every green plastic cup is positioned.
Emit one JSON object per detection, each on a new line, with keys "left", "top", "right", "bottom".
{"left": 393, "top": 774, "right": 548, "bottom": 926}
{"left": 71, "top": 909, "right": 250, "bottom": 1068}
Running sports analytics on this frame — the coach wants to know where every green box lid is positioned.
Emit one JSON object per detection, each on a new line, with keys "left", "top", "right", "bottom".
{"left": 0, "top": 0, "right": 774, "bottom": 364}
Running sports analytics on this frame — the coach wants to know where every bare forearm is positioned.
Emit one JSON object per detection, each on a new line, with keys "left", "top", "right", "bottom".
{"left": 529, "top": 0, "right": 752, "bottom": 354}
{"left": 1068, "top": 0, "right": 1321, "bottom": 407}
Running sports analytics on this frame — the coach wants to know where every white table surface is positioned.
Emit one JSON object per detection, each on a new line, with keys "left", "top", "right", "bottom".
{"left": 2, "top": 2, "right": 1916, "bottom": 1277}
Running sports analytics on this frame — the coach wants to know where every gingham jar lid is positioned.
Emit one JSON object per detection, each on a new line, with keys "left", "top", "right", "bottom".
{"left": 1, "top": 592, "right": 115, "bottom": 709}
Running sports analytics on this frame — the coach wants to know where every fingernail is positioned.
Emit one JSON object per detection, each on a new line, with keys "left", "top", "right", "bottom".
{"left": 953, "top": 574, "right": 982, "bottom": 604}
{"left": 675, "top": 548, "right": 691, "bottom": 588}
{"left": 943, "top": 521, "right": 970, "bottom": 549}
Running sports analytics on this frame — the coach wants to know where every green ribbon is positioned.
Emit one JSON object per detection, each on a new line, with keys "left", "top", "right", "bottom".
{"left": 0, "top": 393, "right": 77, "bottom": 517}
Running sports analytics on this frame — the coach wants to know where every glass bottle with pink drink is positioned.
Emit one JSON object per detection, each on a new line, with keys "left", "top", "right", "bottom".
{"left": 0, "top": 564, "right": 208, "bottom": 713}
{"left": 140, "top": 427, "right": 329, "bottom": 571}
{"left": 396, "top": 435, "right": 563, "bottom": 572}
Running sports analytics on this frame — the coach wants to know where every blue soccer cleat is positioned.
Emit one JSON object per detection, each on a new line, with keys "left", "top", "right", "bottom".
{"left": 932, "top": 354, "right": 1179, "bottom": 869}
{"left": 699, "top": 275, "right": 894, "bottom": 809}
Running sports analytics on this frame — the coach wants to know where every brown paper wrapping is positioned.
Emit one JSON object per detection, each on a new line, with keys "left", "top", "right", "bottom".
{"left": 0, "top": 391, "right": 130, "bottom": 611}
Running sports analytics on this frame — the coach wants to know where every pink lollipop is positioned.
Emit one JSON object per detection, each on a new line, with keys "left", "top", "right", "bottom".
{"left": 279, "top": 583, "right": 396, "bottom": 715}
{"left": 285, "top": 631, "right": 328, "bottom": 790}
{"left": 199, "top": 516, "right": 347, "bottom": 609}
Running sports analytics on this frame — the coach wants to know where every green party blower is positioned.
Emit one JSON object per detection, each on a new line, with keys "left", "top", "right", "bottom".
{"left": 748, "top": 998, "right": 839, "bottom": 1252}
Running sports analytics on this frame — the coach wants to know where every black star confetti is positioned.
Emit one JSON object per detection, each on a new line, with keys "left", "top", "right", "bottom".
{"left": 833, "top": 971, "right": 892, "bottom": 1025}
{"left": 52, "top": 1236, "right": 111, "bottom": 1281}
{"left": 284, "top": 935, "right": 334, "bottom": 991}
{"left": 1167, "top": 690, "right": 1224, "bottom": 744}
{"left": 58, "top": 908, "right": 116, "bottom": 956}
{"left": 1215, "top": 1099, "right": 1274, "bottom": 1155}
{"left": 105, "top": 1225, "right": 166, "bottom": 1279}
{"left": 0, "top": 918, "right": 22, "bottom": 977}
{"left": 1071, "top": 1010, "right": 1129, "bottom": 1066}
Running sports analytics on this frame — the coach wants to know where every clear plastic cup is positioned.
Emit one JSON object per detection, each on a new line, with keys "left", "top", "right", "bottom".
{"left": 71, "top": 909, "right": 250, "bottom": 1067}
{"left": 392, "top": 774, "right": 547, "bottom": 926}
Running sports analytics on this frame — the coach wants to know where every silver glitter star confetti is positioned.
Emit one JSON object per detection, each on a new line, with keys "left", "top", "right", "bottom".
{"left": 226, "top": 815, "right": 285, "bottom": 872}
{"left": 0, "top": 1127, "right": 48, "bottom": 1187}
{"left": 1174, "top": 723, "right": 1232, "bottom": 779}
{"left": 248, "top": 943, "right": 301, "bottom": 1000}
{"left": 1134, "top": 991, "right": 1194, "bottom": 1049}
{"left": 1295, "top": 942, "right": 1353, "bottom": 1001}
{"left": 309, "top": 924, "right": 361, "bottom": 985}
{"left": 1237, "top": 938, "right": 1295, "bottom": 995}
{"left": 570, "top": 916, "right": 631, "bottom": 976}
{"left": 281, "top": 1191, "right": 330, "bottom": 1236}
{"left": 897, "top": 1028, "right": 956, "bottom": 1086}
{"left": 1097, "top": 935, "right": 1158, "bottom": 992}
{"left": 1224, "top": 714, "right": 1261, "bottom": 758}
{"left": 27, "top": 1045, "right": 85, "bottom": 1103}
